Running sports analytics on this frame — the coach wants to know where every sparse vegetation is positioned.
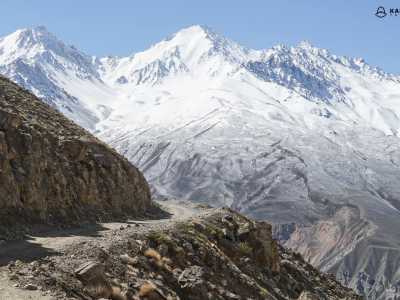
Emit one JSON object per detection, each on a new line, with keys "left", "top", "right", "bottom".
{"left": 111, "top": 286, "right": 126, "bottom": 300}
{"left": 138, "top": 282, "right": 157, "bottom": 297}
{"left": 238, "top": 242, "right": 253, "bottom": 257}
{"left": 3, "top": 207, "right": 362, "bottom": 300}
{"left": 144, "top": 248, "right": 162, "bottom": 262}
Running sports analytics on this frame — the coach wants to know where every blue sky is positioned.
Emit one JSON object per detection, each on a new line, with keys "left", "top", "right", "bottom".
{"left": 1, "top": 0, "right": 399, "bottom": 73}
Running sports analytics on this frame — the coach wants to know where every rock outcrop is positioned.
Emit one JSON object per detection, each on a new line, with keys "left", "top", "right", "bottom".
{"left": 6, "top": 206, "right": 362, "bottom": 299}
{"left": 0, "top": 76, "right": 152, "bottom": 238}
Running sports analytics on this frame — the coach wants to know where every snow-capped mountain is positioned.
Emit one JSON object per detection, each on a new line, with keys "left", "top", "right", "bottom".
{"left": 1, "top": 25, "right": 400, "bottom": 299}
{"left": 0, "top": 26, "right": 117, "bottom": 129}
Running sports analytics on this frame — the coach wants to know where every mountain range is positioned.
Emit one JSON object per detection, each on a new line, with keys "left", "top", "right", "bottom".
{"left": 1, "top": 25, "right": 400, "bottom": 299}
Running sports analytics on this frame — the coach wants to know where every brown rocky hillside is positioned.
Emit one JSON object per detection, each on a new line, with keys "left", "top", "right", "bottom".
{"left": 0, "top": 76, "right": 152, "bottom": 239}
{"left": 3, "top": 203, "right": 363, "bottom": 299}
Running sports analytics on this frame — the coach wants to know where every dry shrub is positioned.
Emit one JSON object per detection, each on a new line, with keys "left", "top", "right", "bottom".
{"left": 139, "top": 282, "right": 156, "bottom": 297}
{"left": 111, "top": 286, "right": 127, "bottom": 300}
{"left": 144, "top": 248, "right": 162, "bottom": 262}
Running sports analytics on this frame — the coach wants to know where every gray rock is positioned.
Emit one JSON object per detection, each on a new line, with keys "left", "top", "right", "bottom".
{"left": 74, "top": 261, "right": 104, "bottom": 283}
{"left": 178, "top": 265, "right": 204, "bottom": 288}
{"left": 24, "top": 283, "right": 38, "bottom": 290}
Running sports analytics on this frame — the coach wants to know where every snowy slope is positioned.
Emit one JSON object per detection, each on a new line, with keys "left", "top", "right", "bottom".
{"left": 1, "top": 25, "right": 400, "bottom": 299}
{"left": 0, "top": 26, "right": 118, "bottom": 129}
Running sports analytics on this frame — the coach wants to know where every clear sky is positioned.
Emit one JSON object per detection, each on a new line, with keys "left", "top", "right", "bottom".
{"left": 1, "top": 0, "right": 399, "bottom": 73}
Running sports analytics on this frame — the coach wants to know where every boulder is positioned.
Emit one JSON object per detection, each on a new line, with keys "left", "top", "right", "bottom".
{"left": 75, "top": 261, "right": 105, "bottom": 284}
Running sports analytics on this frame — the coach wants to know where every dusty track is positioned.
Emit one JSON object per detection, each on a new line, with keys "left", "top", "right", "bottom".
{"left": 0, "top": 200, "right": 207, "bottom": 300}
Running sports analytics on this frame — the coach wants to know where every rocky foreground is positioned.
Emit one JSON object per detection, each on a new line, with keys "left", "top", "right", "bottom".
{"left": 3, "top": 202, "right": 362, "bottom": 300}
{"left": 0, "top": 76, "right": 152, "bottom": 240}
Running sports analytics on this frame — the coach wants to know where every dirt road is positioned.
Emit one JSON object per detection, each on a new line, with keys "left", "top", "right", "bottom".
{"left": 0, "top": 200, "right": 206, "bottom": 300}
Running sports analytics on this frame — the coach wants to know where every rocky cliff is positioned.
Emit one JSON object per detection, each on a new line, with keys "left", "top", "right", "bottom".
{"left": 0, "top": 76, "right": 152, "bottom": 238}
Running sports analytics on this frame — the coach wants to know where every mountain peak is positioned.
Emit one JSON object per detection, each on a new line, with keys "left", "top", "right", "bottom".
{"left": 297, "top": 40, "right": 314, "bottom": 49}
{"left": 12, "top": 25, "right": 56, "bottom": 47}
{"left": 0, "top": 26, "right": 99, "bottom": 98}
{"left": 167, "top": 24, "right": 214, "bottom": 41}
{"left": 0, "top": 26, "right": 96, "bottom": 72}
{"left": 164, "top": 25, "right": 251, "bottom": 65}
{"left": 120, "top": 24, "right": 245, "bottom": 75}
{"left": 16, "top": 25, "right": 52, "bottom": 37}
{"left": 0, "top": 26, "right": 63, "bottom": 65}
{"left": 177, "top": 24, "right": 209, "bottom": 34}
{"left": 33, "top": 25, "right": 49, "bottom": 33}
{"left": 161, "top": 24, "right": 223, "bottom": 52}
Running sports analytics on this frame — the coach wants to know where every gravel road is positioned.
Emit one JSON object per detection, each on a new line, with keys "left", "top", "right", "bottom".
{"left": 0, "top": 200, "right": 208, "bottom": 300}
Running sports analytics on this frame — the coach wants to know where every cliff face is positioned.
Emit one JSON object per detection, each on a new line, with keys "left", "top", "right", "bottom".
{"left": 0, "top": 76, "right": 151, "bottom": 238}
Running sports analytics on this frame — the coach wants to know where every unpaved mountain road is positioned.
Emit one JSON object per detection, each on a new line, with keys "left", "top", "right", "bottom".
{"left": 0, "top": 200, "right": 209, "bottom": 300}
{"left": 0, "top": 271, "right": 54, "bottom": 300}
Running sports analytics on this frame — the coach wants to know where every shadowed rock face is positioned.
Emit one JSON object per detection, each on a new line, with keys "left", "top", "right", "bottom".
{"left": 0, "top": 76, "right": 151, "bottom": 238}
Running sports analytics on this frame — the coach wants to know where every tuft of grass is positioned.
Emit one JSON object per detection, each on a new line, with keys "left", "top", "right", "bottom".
{"left": 111, "top": 286, "right": 126, "bottom": 300}
{"left": 138, "top": 282, "right": 157, "bottom": 297}
{"left": 260, "top": 287, "right": 269, "bottom": 298}
{"left": 175, "top": 221, "right": 196, "bottom": 235}
{"left": 147, "top": 231, "right": 177, "bottom": 251}
{"left": 238, "top": 242, "right": 253, "bottom": 257}
{"left": 148, "top": 231, "right": 173, "bottom": 244}
{"left": 144, "top": 248, "right": 162, "bottom": 262}
{"left": 162, "top": 257, "right": 172, "bottom": 265}
{"left": 202, "top": 222, "right": 225, "bottom": 240}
